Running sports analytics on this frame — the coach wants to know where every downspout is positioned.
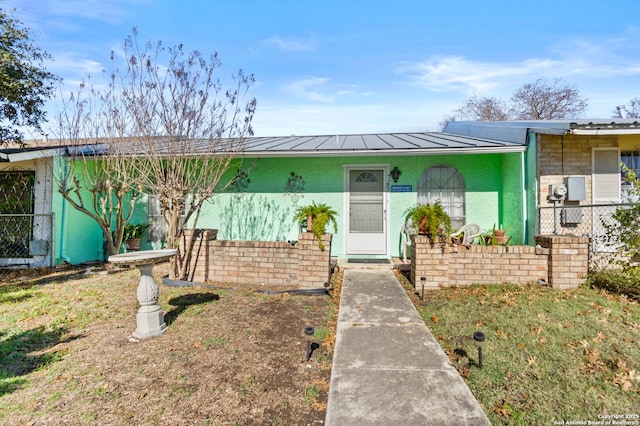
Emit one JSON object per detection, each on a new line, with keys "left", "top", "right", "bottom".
{"left": 521, "top": 150, "right": 528, "bottom": 244}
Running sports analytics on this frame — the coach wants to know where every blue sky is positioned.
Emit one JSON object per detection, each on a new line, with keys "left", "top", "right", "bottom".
{"left": 5, "top": 0, "right": 640, "bottom": 137}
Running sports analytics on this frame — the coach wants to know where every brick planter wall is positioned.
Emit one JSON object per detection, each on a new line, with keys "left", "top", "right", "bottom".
{"left": 180, "top": 229, "right": 332, "bottom": 289}
{"left": 209, "top": 240, "right": 298, "bottom": 286}
{"left": 535, "top": 235, "right": 590, "bottom": 289}
{"left": 297, "top": 233, "right": 333, "bottom": 289}
{"left": 410, "top": 234, "right": 589, "bottom": 290}
{"left": 180, "top": 229, "right": 218, "bottom": 282}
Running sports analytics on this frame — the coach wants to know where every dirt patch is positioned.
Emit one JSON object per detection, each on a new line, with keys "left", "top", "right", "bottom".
{"left": 0, "top": 263, "right": 342, "bottom": 425}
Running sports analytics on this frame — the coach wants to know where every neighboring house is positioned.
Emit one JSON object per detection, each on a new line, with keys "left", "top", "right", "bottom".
{"left": 0, "top": 146, "right": 62, "bottom": 268}
{"left": 444, "top": 120, "right": 640, "bottom": 253}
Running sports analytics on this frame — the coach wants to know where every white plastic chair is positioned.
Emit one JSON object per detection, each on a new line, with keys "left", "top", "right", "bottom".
{"left": 449, "top": 223, "right": 481, "bottom": 245}
{"left": 401, "top": 222, "right": 417, "bottom": 263}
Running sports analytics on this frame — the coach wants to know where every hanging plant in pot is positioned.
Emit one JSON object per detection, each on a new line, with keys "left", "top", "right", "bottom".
{"left": 293, "top": 202, "right": 338, "bottom": 250}
{"left": 404, "top": 202, "right": 452, "bottom": 244}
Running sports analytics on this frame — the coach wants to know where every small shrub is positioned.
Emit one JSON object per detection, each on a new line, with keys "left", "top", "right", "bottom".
{"left": 601, "top": 164, "right": 640, "bottom": 271}
{"left": 587, "top": 268, "right": 640, "bottom": 301}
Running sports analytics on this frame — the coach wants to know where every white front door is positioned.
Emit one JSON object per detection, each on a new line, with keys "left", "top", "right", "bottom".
{"left": 345, "top": 167, "right": 387, "bottom": 255}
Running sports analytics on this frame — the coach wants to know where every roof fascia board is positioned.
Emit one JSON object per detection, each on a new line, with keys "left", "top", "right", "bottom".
{"left": 570, "top": 128, "right": 640, "bottom": 135}
{"left": 3, "top": 147, "right": 67, "bottom": 162}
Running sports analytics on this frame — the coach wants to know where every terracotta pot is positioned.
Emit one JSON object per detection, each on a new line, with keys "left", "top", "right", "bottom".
{"left": 306, "top": 214, "right": 313, "bottom": 232}
{"left": 494, "top": 229, "right": 505, "bottom": 237}
{"left": 126, "top": 238, "right": 141, "bottom": 250}
{"left": 495, "top": 235, "right": 509, "bottom": 245}
{"left": 418, "top": 217, "right": 428, "bottom": 235}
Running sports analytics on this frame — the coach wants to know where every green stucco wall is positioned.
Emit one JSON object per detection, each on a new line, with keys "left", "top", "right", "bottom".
{"left": 53, "top": 152, "right": 525, "bottom": 264}
{"left": 52, "top": 164, "right": 106, "bottom": 264}
{"left": 196, "top": 153, "right": 521, "bottom": 257}
{"left": 52, "top": 158, "right": 146, "bottom": 264}
{"left": 500, "top": 152, "right": 525, "bottom": 245}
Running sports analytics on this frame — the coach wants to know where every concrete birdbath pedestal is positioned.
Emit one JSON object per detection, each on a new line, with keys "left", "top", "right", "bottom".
{"left": 108, "top": 249, "right": 178, "bottom": 341}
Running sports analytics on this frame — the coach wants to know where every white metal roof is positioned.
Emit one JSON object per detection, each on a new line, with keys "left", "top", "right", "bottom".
{"left": 3, "top": 130, "right": 529, "bottom": 161}
{"left": 444, "top": 119, "right": 640, "bottom": 142}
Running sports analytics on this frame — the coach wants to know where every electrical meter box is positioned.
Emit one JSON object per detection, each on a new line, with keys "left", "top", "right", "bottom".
{"left": 564, "top": 176, "right": 586, "bottom": 201}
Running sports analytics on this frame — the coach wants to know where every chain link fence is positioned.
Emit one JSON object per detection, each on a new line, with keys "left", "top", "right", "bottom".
{"left": 538, "top": 203, "right": 638, "bottom": 269}
{"left": 0, "top": 214, "right": 54, "bottom": 266}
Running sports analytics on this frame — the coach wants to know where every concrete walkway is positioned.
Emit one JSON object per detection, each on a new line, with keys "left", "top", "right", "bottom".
{"left": 325, "top": 268, "right": 490, "bottom": 425}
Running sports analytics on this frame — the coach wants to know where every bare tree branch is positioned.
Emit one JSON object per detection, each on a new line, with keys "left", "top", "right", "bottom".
{"left": 614, "top": 98, "right": 640, "bottom": 119}
{"left": 443, "top": 78, "right": 589, "bottom": 124}
{"left": 52, "top": 79, "right": 141, "bottom": 257}
{"left": 511, "top": 78, "right": 587, "bottom": 120}
{"left": 105, "top": 31, "right": 256, "bottom": 278}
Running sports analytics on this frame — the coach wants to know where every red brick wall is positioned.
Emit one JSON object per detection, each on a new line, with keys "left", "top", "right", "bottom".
{"left": 410, "top": 235, "right": 588, "bottom": 290}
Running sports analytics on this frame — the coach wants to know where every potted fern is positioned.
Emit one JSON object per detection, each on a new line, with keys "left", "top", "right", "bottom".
{"left": 294, "top": 202, "right": 338, "bottom": 250}
{"left": 404, "top": 202, "right": 452, "bottom": 243}
{"left": 123, "top": 222, "right": 150, "bottom": 251}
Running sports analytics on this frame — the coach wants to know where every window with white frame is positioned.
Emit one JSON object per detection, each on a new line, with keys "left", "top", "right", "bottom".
{"left": 417, "top": 165, "right": 465, "bottom": 229}
{"left": 621, "top": 150, "right": 640, "bottom": 203}
{"left": 147, "top": 195, "right": 186, "bottom": 242}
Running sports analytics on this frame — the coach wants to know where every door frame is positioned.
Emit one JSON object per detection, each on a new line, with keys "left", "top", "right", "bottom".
{"left": 343, "top": 164, "right": 390, "bottom": 256}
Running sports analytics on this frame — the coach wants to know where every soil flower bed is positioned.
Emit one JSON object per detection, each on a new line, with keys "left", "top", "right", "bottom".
{"left": 0, "top": 263, "right": 341, "bottom": 425}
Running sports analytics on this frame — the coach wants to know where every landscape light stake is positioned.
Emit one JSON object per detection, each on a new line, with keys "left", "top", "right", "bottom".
{"left": 473, "top": 331, "right": 485, "bottom": 369}
{"left": 304, "top": 326, "right": 315, "bottom": 361}
{"left": 421, "top": 277, "right": 426, "bottom": 300}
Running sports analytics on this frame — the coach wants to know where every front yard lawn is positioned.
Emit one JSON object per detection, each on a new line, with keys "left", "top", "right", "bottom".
{"left": 0, "top": 264, "right": 339, "bottom": 425}
{"left": 396, "top": 272, "right": 640, "bottom": 425}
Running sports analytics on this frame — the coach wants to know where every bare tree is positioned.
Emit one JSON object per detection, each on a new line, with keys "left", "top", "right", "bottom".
{"left": 442, "top": 78, "right": 588, "bottom": 126}
{"left": 458, "top": 96, "right": 510, "bottom": 121}
{"left": 511, "top": 78, "right": 587, "bottom": 120}
{"left": 52, "top": 31, "right": 255, "bottom": 276}
{"left": 106, "top": 31, "right": 256, "bottom": 279}
{"left": 614, "top": 98, "right": 640, "bottom": 119}
{"left": 53, "top": 81, "right": 142, "bottom": 257}
{"left": 439, "top": 96, "right": 510, "bottom": 130}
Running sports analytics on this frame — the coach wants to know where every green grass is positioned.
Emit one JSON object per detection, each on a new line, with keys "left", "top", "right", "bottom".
{"left": 203, "top": 336, "right": 230, "bottom": 349}
{"left": 304, "top": 385, "right": 320, "bottom": 406}
{"left": 240, "top": 375, "right": 255, "bottom": 396}
{"left": 313, "top": 327, "right": 330, "bottom": 342}
{"left": 406, "top": 281, "right": 640, "bottom": 425}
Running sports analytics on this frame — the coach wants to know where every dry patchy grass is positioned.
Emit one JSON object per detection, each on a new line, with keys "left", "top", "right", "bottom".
{"left": 0, "top": 264, "right": 341, "bottom": 425}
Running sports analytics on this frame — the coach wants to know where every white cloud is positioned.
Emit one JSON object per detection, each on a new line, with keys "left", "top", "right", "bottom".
{"left": 283, "top": 77, "right": 355, "bottom": 103}
{"left": 397, "top": 32, "right": 640, "bottom": 95}
{"left": 396, "top": 55, "right": 566, "bottom": 94}
{"left": 265, "top": 35, "right": 316, "bottom": 53}
{"left": 49, "top": 52, "right": 106, "bottom": 77}
{"left": 45, "top": 0, "right": 151, "bottom": 25}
